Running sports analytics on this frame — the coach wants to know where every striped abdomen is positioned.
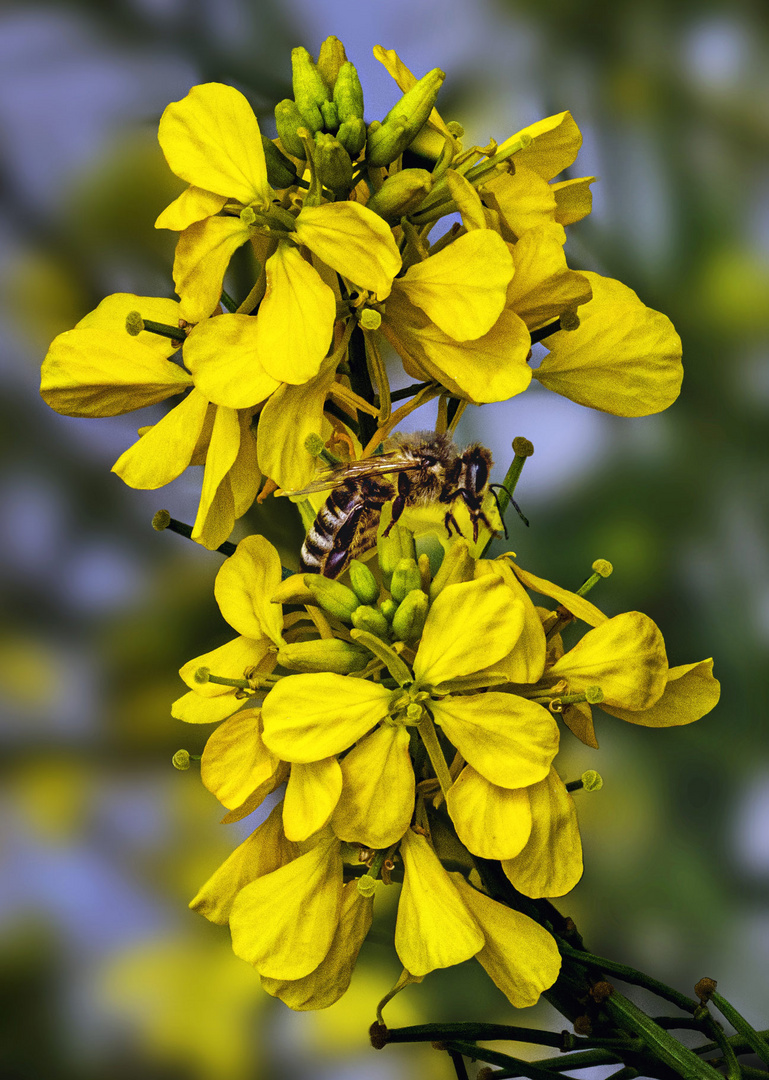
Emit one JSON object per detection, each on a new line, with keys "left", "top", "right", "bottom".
{"left": 301, "top": 478, "right": 395, "bottom": 578}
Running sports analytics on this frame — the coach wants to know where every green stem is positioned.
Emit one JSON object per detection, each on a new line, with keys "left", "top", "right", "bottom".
{"left": 417, "top": 712, "right": 453, "bottom": 797}
{"left": 442, "top": 1041, "right": 574, "bottom": 1080}
{"left": 710, "top": 993, "right": 769, "bottom": 1067}
{"left": 603, "top": 992, "right": 724, "bottom": 1080}
{"left": 702, "top": 1013, "right": 743, "bottom": 1080}
{"left": 558, "top": 942, "right": 700, "bottom": 1014}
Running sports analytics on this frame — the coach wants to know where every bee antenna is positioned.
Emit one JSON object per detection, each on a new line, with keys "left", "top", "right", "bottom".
{"left": 488, "top": 484, "right": 530, "bottom": 530}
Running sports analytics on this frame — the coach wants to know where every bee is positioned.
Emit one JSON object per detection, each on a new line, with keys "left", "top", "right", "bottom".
{"left": 285, "top": 431, "right": 501, "bottom": 579}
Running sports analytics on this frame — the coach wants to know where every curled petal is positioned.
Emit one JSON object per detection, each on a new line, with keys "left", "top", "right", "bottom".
{"left": 507, "top": 224, "right": 592, "bottom": 330}
{"left": 602, "top": 658, "right": 720, "bottom": 727}
{"left": 173, "top": 216, "right": 253, "bottom": 323}
{"left": 498, "top": 111, "right": 582, "bottom": 181}
{"left": 483, "top": 165, "right": 558, "bottom": 237}
{"left": 507, "top": 560, "right": 607, "bottom": 627}
{"left": 552, "top": 177, "right": 596, "bottom": 226}
{"left": 191, "top": 405, "right": 241, "bottom": 549}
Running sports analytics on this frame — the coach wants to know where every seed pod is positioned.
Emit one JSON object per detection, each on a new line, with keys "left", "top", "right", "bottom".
{"left": 306, "top": 576, "right": 360, "bottom": 623}
{"left": 351, "top": 605, "right": 391, "bottom": 639}
{"left": 391, "top": 589, "right": 429, "bottom": 643}
{"left": 348, "top": 559, "right": 380, "bottom": 605}
{"left": 275, "top": 99, "right": 308, "bottom": 158}
{"left": 365, "top": 168, "right": 434, "bottom": 223}
{"left": 429, "top": 538, "right": 474, "bottom": 600}
{"left": 261, "top": 136, "right": 298, "bottom": 189}
{"left": 291, "top": 46, "right": 328, "bottom": 131}
{"left": 333, "top": 61, "right": 364, "bottom": 123}
{"left": 366, "top": 68, "right": 445, "bottom": 167}
{"left": 314, "top": 133, "right": 353, "bottom": 193}
{"left": 336, "top": 116, "right": 367, "bottom": 158}
{"left": 390, "top": 557, "right": 422, "bottom": 602}
{"left": 277, "top": 639, "right": 369, "bottom": 674}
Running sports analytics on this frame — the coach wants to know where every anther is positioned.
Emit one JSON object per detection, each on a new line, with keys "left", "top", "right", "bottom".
{"left": 151, "top": 511, "right": 237, "bottom": 557}
{"left": 560, "top": 310, "right": 581, "bottom": 331}
{"left": 304, "top": 432, "right": 342, "bottom": 468}
{"left": 566, "top": 770, "right": 604, "bottom": 793}
{"left": 240, "top": 206, "right": 257, "bottom": 226}
{"left": 577, "top": 560, "right": 613, "bottom": 598}
{"left": 125, "top": 312, "right": 185, "bottom": 344}
{"left": 359, "top": 308, "right": 382, "bottom": 330}
{"left": 172, "top": 749, "right": 191, "bottom": 770}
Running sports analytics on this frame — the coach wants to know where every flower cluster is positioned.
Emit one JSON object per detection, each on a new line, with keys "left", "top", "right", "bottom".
{"left": 40, "top": 37, "right": 683, "bottom": 548}
{"left": 177, "top": 529, "right": 719, "bottom": 1010}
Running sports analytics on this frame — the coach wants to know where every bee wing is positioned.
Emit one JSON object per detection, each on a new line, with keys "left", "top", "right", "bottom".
{"left": 279, "top": 451, "right": 422, "bottom": 497}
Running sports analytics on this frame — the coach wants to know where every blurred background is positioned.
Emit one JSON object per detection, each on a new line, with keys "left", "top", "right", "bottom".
{"left": 1, "top": 0, "right": 768, "bottom": 1077}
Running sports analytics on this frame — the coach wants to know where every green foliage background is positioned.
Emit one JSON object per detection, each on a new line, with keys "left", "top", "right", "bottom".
{"left": 1, "top": 0, "right": 767, "bottom": 1076}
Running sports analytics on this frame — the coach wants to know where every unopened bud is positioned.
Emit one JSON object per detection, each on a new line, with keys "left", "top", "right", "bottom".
{"left": 291, "top": 47, "right": 328, "bottom": 132}
{"left": 306, "top": 577, "right": 361, "bottom": 623}
{"left": 275, "top": 99, "right": 308, "bottom": 158}
{"left": 378, "top": 524, "right": 416, "bottom": 589}
{"left": 337, "top": 117, "right": 367, "bottom": 157}
{"left": 365, "top": 168, "right": 434, "bottom": 223}
{"left": 367, "top": 68, "right": 446, "bottom": 167}
{"left": 390, "top": 557, "right": 422, "bottom": 602}
{"left": 317, "top": 36, "right": 348, "bottom": 92}
{"left": 349, "top": 559, "right": 380, "bottom": 605}
{"left": 333, "top": 61, "right": 364, "bottom": 123}
{"left": 277, "top": 638, "right": 369, "bottom": 674}
{"left": 391, "top": 589, "right": 429, "bottom": 642}
{"left": 429, "top": 538, "right": 474, "bottom": 600}
{"left": 314, "top": 133, "right": 353, "bottom": 193}
{"left": 380, "top": 597, "right": 398, "bottom": 622}
{"left": 261, "top": 136, "right": 298, "bottom": 189}
{"left": 351, "top": 604, "right": 390, "bottom": 638}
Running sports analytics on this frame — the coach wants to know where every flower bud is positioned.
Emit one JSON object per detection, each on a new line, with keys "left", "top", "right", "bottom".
{"left": 429, "top": 538, "right": 474, "bottom": 600}
{"left": 390, "top": 557, "right": 422, "bottom": 602}
{"left": 380, "top": 597, "right": 398, "bottom": 622}
{"left": 291, "top": 46, "right": 329, "bottom": 132}
{"left": 351, "top": 605, "right": 391, "bottom": 639}
{"left": 333, "top": 61, "right": 364, "bottom": 123}
{"left": 377, "top": 525, "right": 416, "bottom": 590}
{"left": 320, "top": 100, "right": 339, "bottom": 132}
{"left": 277, "top": 639, "right": 369, "bottom": 674}
{"left": 348, "top": 559, "right": 380, "bottom": 605}
{"left": 366, "top": 68, "right": 445, "bottom": 167}
{"left": 306, "top": 576, "right": 361, "bottom": 623}
{"left": 337, "top": 117, "right": 367, "bottom": 158}
{"left": 365, "top": 168, "right": 434, "bottom": 223}
{"left": 317, "top": 35, "right": 347, "bottom": 92}
{"left": 275, "top": 99, "right": 308, "bottom": 158}
{"left": 391, "top": 589, "right": 429, "bottom": 642}
{"left": 261, "top": 136, "right": 298, "bottom": 189}
{"left": 314, "top": 133, "right": 353, "bottom": 193}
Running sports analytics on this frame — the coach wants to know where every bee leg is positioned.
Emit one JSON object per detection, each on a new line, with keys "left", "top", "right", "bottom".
{"left": 444, "top": 509, "right": 462, "bottom": 537}
{"left": 382, "top": 472, "right": 410, "bottom": 537}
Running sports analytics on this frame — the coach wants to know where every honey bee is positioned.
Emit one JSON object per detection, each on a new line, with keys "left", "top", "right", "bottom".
{"left": 285, "top": 431, "right": 501, "bottom": 579}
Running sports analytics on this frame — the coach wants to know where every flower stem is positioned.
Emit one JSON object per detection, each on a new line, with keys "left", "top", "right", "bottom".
{"left": 417, "top": 712, "right": 453, "bottom": 797}
{"left": 710, "top": 992, "right": 769, "bottom": 1067}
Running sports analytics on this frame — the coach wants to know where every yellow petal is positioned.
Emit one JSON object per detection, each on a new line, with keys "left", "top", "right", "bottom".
{"left": 41, "top": 328, "right": 191, "bottom": 417}
{"left": 561, "top": 701, "right": 599, "bottom": 748}
{"left": 552, "top": 177, "right": 596, "bottom": 226}
{"left": 535, "top": 272, "right": 683, "bottom": 416}
{"left": 382, "top": 289, "right": 531, "bottom": 403}
{"left": 429, "top": 694, "right": 559, "bottom": 789}
{"left": 189, "top": 802, "right": 298, "bottom": 924}
{"left": 447, "top": 766, "right": 531, "bottom": 860}
{"left": 396, "top": 231, "right": 513, "bottom": 340}
{"left": 602, "top": 658, "right": 720, "bottom": 727}
{"left": 507, "top": 560, "right": 608, "bottom": 627}
{"left": 214, "top": 534, "right": 285, "bottom": 642}
{"left": 498, "top": 111, "right": 582, "bottom": 181}
{"left": 200, "top": 708, "right": 279, "bottom": 810}
{"left": 75, "top": 293, "right": 183, "bottom": 336}
{"left": 473, "top": 560, "right": 546, "bottom": 683}
{"left": 261, "top": 880, "right": 373, "bottom": 1010}
{"left": 171, "top": 689, "right": 245, "bottom": 725}
{"left": 256, "top": 357, "right": 338, "bottom": 490}
{"left": 502, "top": 767, "right": 583, "bottom": 898}
{"left": 294, "top": 202, "right": 401, "bottom": 301}
{"left": 261, "top": 674, "right": 391, "bottom": 763}
{"left": 183, "top": 314, "right": 281, "bottom": 408}
{"left": 179, "top": 634, "right": 272, "bottom": 696}
{"left": 283, "top": 758, "right": 343, "bottom": 842}
{"left": 155, "top": 185, "right": 227, "bottom": 230}
{"left": 158, "top": 83, "right": 270, "bottom": 205}
{"left": 229, "top": 836, "right": 343, "bottom": 979}
{"left": 254, "top": 244, "right": 336, "bottom": 383}
{"left": 112, "top": 387, "right": 209, "bottom": 488}
{"left": 331, "top": 725, "right": 415, "bottom": 849}
{"left": 451, "top": 873, "right": 562, "bottom": 1006}
{"left": 229, "top": 409, "right": 261, "bottom": 518}
{"left": 507, "top": 225, "right": 592, "bottom": 330}
{"left": 482, "top": 165, "right": 558, "bottom": 237}
{"left": 191, "top": 404, "right": 240, "bottom": 548}
{"left": 550, "top": 611, "right": 668, "bottom": 710}
{"left": 415, "top": 577, "right": 525, "bottom": 686}
{"left": 173, "top": 216, "right": 253, "bottom": 323}
{"left": 395, "top": 829, "right": 484, "bottom": 976}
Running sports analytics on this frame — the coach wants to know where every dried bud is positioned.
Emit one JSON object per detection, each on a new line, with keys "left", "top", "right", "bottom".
{"left": 695, "top": 977, "right": 717, "bottom": 1004}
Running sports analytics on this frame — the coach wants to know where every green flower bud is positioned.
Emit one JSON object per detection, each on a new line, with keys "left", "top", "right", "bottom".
{"left": 275, "top": 99, "right": 308, "bottom": 158}
{"left": 390, "top": 557, "right": 422, "bottom": 602}
{"left": 306, "top": 576, "right": 360, "bottom": 623}
{"left": 351, "top": 605, "right": 391, "bottom": 639}
{"left": 366, "top": 68, "right": 445, "bottom": 167}
{"left": 320, "top": 100, "right": 339, "bottom": 132}
{"left": 317, "top": 36, "right": 348, "bottom": 92}
{"left": 333, "top": 61, "right": 364, "bottom": 123}
{"left": 261, "top": 135, "right": 298, "bottom": 189}
{"left": 314, "top": 133, "right": 353, "bottom": 193}
{"left": 336, "top": 117, "right": 367, "bottom": 158}
{"left": 429, "top": 538, "right": 474, "bottom": 600}
{"left": 377, "top": 524, "right": 416, "bottom": 590}
{"left": 291, "top": 47, "right": 329, "bottom": 132}
{"left": 380, "top": 597, "right": 398, "bottom": 622}
{"left": 277, "top": 638, "right": 369, "bottom": 674}
{"left": 391, "top": 589, "right": 429, "bottom": 642}
{"left": 348, "top": 559, "right": 380, "bottom": 605}
{"left": 365, "top": 168, "right": 434, "bottom": 223}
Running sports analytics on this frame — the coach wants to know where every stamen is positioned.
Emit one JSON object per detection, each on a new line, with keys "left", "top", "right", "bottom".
{"left": 566, "top": 770, "right": 604, "bottom": 793}
{"left": 152, "top": 510, "right": 237, "bottom": 557}
{"left": 577, "top": 559, "right": 614, "bottom": 597}
{"left": 125, "top": 312, "right": 185, "bottom": 344}
{"left": 194, "top": 667, "right": 252, "bottom": 690}
{"left": 172, "top": 749, "right": 201, "bottom": 770}
{"left": 304, "top": 432, "right": 342, "bottom": 468}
